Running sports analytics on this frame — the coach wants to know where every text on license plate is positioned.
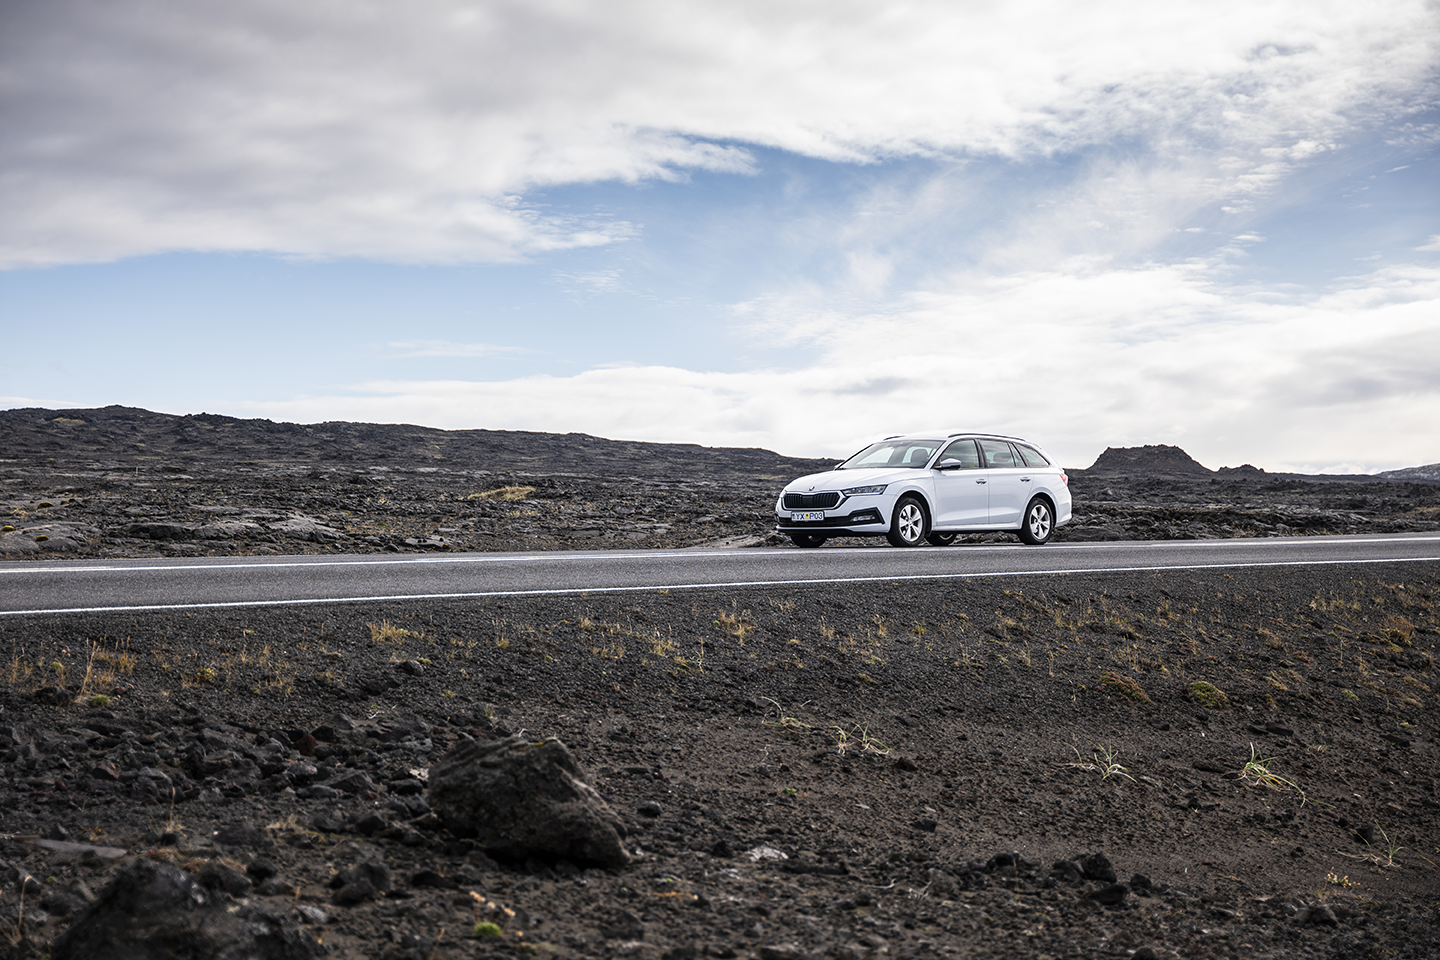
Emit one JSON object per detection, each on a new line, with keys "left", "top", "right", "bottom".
{"left": 790, "top": 511, "right": 825, "bottom": 522}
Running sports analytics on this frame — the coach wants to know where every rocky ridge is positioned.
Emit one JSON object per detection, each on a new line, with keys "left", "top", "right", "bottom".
{"left": 2, "top": 410, "right": 1438, "bottom": 560}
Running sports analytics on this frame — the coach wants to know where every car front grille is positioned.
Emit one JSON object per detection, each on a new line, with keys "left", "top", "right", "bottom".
{"left": 784, "top": 492, "right": 841, "bottom": 509}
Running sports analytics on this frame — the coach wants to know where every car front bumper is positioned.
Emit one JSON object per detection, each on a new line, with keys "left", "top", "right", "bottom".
{"left": 774, "top": 505, "right": 888, "bottom": 534}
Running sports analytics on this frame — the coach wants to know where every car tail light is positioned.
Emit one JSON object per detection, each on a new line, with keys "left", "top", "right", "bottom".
{"left": 1061, "top": 471, "right": 1069, "bottom": 486}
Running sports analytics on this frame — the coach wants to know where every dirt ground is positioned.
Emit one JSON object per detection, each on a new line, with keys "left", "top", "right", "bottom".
{"left": 3, "top": 561, "right": 1438, "bottom": 960}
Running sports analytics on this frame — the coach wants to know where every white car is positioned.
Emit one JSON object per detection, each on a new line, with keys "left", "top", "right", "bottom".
{"left": 775, "top": 432, "right": 1072, "bottom": 547}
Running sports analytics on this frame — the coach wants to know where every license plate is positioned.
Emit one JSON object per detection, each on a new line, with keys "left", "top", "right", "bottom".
{"left": 790, "top": 511, "right": 825, "bottom": 522}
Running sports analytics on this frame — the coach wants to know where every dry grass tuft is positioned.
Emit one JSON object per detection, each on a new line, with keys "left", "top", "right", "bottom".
{"left": 466, "top": 486, "right": 535, "bottom": 501}
{"left": 1098, "top": 671, "right": 1151, "bottom": 703}
{"left": 715, "top": 605, "right": 754, "bottom": 642}
{"left": 369, "top": 620, "right": 417, "bottom": 644}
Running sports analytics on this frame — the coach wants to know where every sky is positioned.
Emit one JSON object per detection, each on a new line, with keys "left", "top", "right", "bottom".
{"left": 2, "top": 0, "right": 1438, "bottom": 473}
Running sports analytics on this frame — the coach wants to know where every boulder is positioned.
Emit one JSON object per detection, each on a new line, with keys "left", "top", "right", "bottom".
{"left": 427, "top": 733, "right": 629, "bottom": 867}
{"left": 267, "top": 515, "right": 341, "bottom": 542}
{"left": 52, "top": 859, "right": 321, "bottom": 960}
{"left": 121, "top": 522, "right": 197, "bottom": 541}
{"left": 196, "top": 519, "right": 261, "bottom": 539}
{"left": 0, "top": 533, "right": 40, "bottom": 556}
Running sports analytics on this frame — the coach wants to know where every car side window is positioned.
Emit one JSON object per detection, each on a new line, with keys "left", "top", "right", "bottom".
{"left": 935, "top": 439, "right": 980, "bottom": 469}
{"left": 978, "top": 439, "right": 1017, "bottom": 468}
{"left": 900, "top": 442, "right": 940, "bottom": 466}
{"left": 1016, "top": 443, "right": 1050, "bottom": 467}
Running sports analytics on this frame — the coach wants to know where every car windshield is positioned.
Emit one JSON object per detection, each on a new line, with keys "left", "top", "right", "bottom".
{"left": 837, "top": 439, "right": 941, "bottom": 470}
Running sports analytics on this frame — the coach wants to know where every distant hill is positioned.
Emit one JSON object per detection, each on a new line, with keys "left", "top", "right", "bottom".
{"left": 1378, "top": 463, "right": 1440, "bottom": 481}
{"left": 0, "top": 406, "right": 835, "bottom": 480}
{"left": 1083, "top": 444, "right": 1213, "bottom": 476}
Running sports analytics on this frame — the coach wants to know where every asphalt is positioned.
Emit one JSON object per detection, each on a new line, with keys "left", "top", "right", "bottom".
{"left": 4, "top": 533, "right": 1440, "bottom": 616}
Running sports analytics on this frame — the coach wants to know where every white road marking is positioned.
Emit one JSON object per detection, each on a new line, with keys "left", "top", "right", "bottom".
{"left": 4, "top": 553, "right": 1437, "bottom": 616}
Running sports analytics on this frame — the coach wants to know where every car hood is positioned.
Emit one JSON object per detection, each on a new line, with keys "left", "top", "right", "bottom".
{"left": 783, "top": 467, "right": 916, "bottom": 492}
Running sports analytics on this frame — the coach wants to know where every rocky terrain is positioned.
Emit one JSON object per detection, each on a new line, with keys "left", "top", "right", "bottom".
{"left": 1, "top": 406, "right": 1439, "bottom": 959}
{"left": 1, "top": 408, "right": 1437, "bottom": 560}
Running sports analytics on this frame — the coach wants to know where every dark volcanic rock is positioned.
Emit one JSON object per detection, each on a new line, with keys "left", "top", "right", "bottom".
{"left": 427, "top": 733, "right": 630, "bottom": 867}
{"left": 52, "top": 859, "right": 321, "bottom": 960}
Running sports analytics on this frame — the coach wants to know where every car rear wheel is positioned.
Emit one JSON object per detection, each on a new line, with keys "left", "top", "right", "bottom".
{"left": 926, "top": 532, "right": 957, "bottom": 546}
{"left": 789, "top": 533, "right": 828, "bottom": 548}
{"left": 1018, "top": 497, "right": 1054, "bottom": 545}
{"left": 887, "top": 496, "right": 928, "bottom": 547}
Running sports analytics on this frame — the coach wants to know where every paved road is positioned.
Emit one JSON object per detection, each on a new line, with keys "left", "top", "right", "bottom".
{"left": 3, "top": 533, "right": 1439, "bottom": 616}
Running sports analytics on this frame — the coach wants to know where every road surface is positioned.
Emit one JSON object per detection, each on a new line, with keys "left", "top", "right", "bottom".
{"left": 3, "top": 533, "right": 1439, "bottom": 616}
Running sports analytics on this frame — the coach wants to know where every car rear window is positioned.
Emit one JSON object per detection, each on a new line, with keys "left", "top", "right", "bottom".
{"left": 1016, "top": 443, "right": 1051, "bottom": 467}
{"left": 978, "top": 439, "right": 1017, "bottom": 468}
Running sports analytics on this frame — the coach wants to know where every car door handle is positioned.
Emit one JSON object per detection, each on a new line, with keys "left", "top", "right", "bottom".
{"left": 975, "top": 479, "right": 987, "bottom": 484}
{"left": 1020, "top": 477, "right": 1032, "bottom": 482}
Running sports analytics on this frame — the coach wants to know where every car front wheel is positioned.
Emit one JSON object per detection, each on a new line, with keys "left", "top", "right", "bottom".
{"left": 887, "top": 496, "right": 928, "bottom": 547}
{"left": 1018, "top": 497, "right": 1054, "bottom": 545}
{"left": 788, "top": 533, "right": 828, "bottom": 548}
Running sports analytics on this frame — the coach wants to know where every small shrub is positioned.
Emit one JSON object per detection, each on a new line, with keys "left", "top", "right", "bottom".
{"left": 1098, "top": 671, "right": 1151, "bottom": 703}
{"left": 1065, "top": 743, "right": 1136, "bottom": 782}
{"left": 88, "top": 694, "right": 111, "bottom": 707}
{"left": 188, "top": 667, "right": 217, "bottom": 685}
{"left": 1188, "top": 680, "right": 1229, "bottom": 709}
{"left": 473, "top": 922, "right": 503, "bottom": 938}
{"left": 1238, "top": 743, "right": 1306, "bottom": 802}
{"left": 34, "top": 535, "right": 48, "bottom": 542}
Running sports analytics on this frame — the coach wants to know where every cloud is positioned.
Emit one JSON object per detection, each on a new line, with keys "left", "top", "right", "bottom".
{"left": 3, "top": 0, "right": 1435, "bottom": 267}
{"left": 234, "top": 259, "right": 1440, "bottom": 473}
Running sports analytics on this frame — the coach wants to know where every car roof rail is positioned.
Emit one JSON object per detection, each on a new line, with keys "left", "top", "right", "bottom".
{"left": 953, "top": 432, "right": 1026, "bottom": 442}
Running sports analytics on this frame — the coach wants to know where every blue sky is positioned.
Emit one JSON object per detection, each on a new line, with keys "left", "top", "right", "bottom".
{"left": 2, "top": 0, "right": 1438, "bottom": 472}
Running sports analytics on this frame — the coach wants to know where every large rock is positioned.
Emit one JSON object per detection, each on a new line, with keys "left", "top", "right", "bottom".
{"left": 427, "top": 733, "right": 630, "bottom": 867}
{"left": 120, "top": 521, "right": 197, "bottom": 541}
{"left": 266, "top": 515, "right": 341, "bottom": 542}
{"left": 52, "top": 859, "right": 321, "bottom": 960}
{"left": 1086, "top": 444, "right": 1213, "bottom": 477}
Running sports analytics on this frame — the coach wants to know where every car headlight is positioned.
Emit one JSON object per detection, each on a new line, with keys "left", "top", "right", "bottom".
{"left": 840, "top": 484, "right": 888, "bottom": 496}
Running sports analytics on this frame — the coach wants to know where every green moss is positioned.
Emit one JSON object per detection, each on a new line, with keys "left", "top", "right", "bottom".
{"left": 1188, "top": 680, "right": 1229, "bottom": 709}
{"left": 473, "top": 922, "right": 503, "bottom": 938}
